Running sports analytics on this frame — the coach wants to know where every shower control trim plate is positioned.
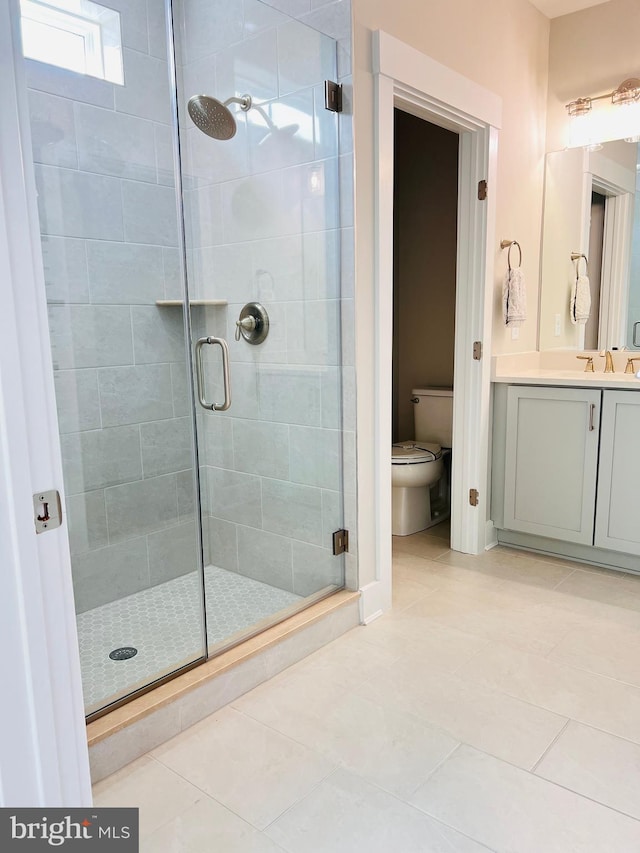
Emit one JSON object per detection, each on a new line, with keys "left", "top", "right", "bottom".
{"left": 33, "top": 490, "right": 62, "bottom": 533}
{"left": 236, "top": 302, "right": 269, "bottom": 345}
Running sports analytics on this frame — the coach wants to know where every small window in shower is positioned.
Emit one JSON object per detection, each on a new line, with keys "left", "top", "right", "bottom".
{"left": 20, "top": 0, "right": 124, "bottom": 85}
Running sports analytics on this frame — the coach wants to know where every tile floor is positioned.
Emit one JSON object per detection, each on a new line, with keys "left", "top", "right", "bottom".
{"left": 93, "top": 524, "right": 640, "bottom": 851}
{"left": 79, "top": 565, "right": 302, "bottom": 714}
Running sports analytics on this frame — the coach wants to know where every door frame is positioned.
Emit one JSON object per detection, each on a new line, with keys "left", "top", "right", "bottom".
{"left": 362, "top": 31, "right": 501, "bottom": 621}
{"left": 0, "top": 0, "right": 91, "bottom": 805}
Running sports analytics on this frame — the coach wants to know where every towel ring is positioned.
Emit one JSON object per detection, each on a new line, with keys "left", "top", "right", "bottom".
{"left": 500, "top": 239, "right": 522, "bottom": 271}
{"left": 571, "top": 252, "right": 589, "bottom": 278}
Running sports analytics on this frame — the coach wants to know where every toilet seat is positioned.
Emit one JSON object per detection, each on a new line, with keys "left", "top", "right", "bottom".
{"left": 392, "top": 442, "right": 442, "bottom": 464}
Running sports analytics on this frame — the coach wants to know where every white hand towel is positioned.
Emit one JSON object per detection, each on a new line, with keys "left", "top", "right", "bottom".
{"left": 570, "top": 275, "right": 591, "bottom": 325}
{"left": 503, "top": 268, "right": 526, "bottom": 327}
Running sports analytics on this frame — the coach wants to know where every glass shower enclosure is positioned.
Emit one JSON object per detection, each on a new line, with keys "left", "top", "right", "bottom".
{"left": 16, "top": 0, "right": 346, "bottom": 718}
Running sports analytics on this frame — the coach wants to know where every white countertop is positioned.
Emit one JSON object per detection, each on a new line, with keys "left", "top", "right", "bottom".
{"left": 491, "top": 351, "right": 640, "bottom": 390}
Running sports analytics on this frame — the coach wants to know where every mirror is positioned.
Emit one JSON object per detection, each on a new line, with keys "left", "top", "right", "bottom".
{"left": 539, "top": 139, "right": 640, "bottom": 351}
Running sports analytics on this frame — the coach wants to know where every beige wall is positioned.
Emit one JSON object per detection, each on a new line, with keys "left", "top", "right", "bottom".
{"left": 546, "top": 0, "right": 640, "bottom": 153}
{"left": 352, "top": 0, "right": 550, "bottom": 586}
{"left": 393, "top": 111, "right": 458, "bottom": 442}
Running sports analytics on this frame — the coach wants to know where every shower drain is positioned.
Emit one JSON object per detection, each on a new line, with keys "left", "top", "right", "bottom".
{"left": 109, "top": 647, "right": 138, "bottom": 661}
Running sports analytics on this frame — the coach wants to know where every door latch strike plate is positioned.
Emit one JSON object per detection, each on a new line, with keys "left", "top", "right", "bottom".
{"left": 333, "top": 529, "right": 349, "bottom": 555}
{"left": 473, "top": 341, "right": 482, "bottom": 361}
{"left": 34, "top": 490, "right": 62, "bottom": 533}
{"left": 469, "top": 488, "right": 479, "bottom": 507}
{"left": 478, "top": 180, "right": 488, "bottom": 200}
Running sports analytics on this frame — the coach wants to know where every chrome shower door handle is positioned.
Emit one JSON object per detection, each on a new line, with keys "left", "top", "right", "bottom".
{"left": 634, "top": 321, "right": 640, "bottom": 348}
{"left": 195, "top": 336, "right": 231, "bottom": 411}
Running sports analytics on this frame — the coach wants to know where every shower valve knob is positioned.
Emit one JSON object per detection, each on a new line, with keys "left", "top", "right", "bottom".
{"left": 235, "top": 316, "right": 256, "bottom": 341}
{"left": 235, "top": 302, "right": 269, "bottom": 345}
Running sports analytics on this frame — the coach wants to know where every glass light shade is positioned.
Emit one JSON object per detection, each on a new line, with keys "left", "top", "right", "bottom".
{"left": 567, "top": 100, "right": 640, "bottom": 149}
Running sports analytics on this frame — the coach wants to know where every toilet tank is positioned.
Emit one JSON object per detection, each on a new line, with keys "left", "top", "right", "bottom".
{"left": 412, "top": 387, "right": 453, "bottom": 448}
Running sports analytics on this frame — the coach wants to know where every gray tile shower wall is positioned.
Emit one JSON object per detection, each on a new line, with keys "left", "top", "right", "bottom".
{"left": 177, "top": 0, "right": 355, "bottom": 596}
{"left": 27, "top": 3, "right": 198, "bottom": 614}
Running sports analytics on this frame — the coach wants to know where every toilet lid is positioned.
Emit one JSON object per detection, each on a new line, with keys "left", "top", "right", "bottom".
{"left": 392, "top": 442, "right": 442, "bottom": 464}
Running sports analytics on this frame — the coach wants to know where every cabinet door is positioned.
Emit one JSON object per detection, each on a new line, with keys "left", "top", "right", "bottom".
{"left": 503, "top": 386, "right": 601, "bottom": 544}
{"left": 594, "top": 391, "right": 640, "bottom": 556}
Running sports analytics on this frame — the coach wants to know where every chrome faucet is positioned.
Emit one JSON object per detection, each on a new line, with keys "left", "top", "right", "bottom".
{"left": 599, "top": 350, "right": 615, "bottom": 373}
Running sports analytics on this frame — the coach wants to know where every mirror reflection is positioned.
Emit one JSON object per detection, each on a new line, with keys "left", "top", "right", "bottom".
{"left": 539, "top": 140, "right": 640, "bottom": 351}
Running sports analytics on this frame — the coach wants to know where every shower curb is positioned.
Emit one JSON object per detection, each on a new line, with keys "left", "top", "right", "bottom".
{"left": 88, "top": 590, "right": 360, "bottom": 783}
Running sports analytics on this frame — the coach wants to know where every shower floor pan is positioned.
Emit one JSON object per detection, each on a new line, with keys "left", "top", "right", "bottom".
{"left": 77, "top": 565, "right": 302, "bottom": 716}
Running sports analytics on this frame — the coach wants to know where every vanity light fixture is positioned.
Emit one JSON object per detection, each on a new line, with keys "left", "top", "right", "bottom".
{"left": 566, "top": 77, "right": 640, "bottom": 149}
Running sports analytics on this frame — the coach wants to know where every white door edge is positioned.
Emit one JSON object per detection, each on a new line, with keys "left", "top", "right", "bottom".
{"left": 363, "top": 30, "right": 501, "bottom": 621}
{"left": 0, "top": 0, "right": 91, "bottom": 806}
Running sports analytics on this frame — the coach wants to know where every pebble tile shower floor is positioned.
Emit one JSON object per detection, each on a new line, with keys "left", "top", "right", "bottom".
{"left": 77, "top": 566, "right": 301, "bottom": 713}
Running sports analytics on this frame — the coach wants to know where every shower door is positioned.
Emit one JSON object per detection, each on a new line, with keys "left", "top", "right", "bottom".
{"left": 15, "top": 0, "right": 346, "bottom": 717}
{"left": 16, "top": 0, "right": 208, "bottom": 718}
{"left": 176, "top": 0, "right": 347, "bottom": 653}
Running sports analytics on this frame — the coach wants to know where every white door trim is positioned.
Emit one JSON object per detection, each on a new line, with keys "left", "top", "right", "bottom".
{"left": 361, "top": 30, "right": 501, "bottom": 622}
{"left": 0, "top": 0, "right": 91, "bottom": 806}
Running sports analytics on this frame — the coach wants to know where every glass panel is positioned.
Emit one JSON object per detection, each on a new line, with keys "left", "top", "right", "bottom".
{"left": 19, "top": 0, "right": 207, "bottom": 716}
{"left": 176, "top": 0, "right": 346, "bottom": 653}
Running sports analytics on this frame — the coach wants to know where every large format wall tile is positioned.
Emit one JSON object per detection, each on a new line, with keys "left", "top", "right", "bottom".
{"left": 61, "top": 425, "right": 143, "bottom": 494}
{"left": 65, "top": 490, "right": 109, "bottom": 555}
{"left": 257, "top": 365, "right": 322, "bottom": 425}
{"left": 182, "top": 0, "right": 244, "bottom": 63}
{"left": 148, "top": 520, "right": 200, "bottom": 585}
{"left": 28, "top": 89, "right": 78, "bottom": 168}
{"left": 48, "top": 305, "right": 134, "bottom": 370}
{"left": 208, "top": 467, "right": 262, "bottom": 527}
{"left": 105, "top": 473, "right": 179, "bottom": 543}
{"left": 237, "top": 525, "right": 294, "bottom": 591}
{"left": 98, "top": 364, "right": 174, "bottom": 427}
{"left": 232, "top": 419, "right": 289, "bottom": 479}
{"left": 141, "top": 417, "right": 194, "bottom": 478}
{"left": 115, "top": 49, "right": 173, "bottom": 124}
{"left": 40, "top": 235, "right": 89, "bottom": 303}
{"left": 86, "top": 241, "right": 164, "bottom": 305}
{"left": 72, "top": 537, "right": 150, "bottom": 613}
{"left": 35, "top": 165, "right": 124, "bottom": 241}
{"left": 26, "top": 59, "right": 115, "bottom": 109}
{"left": 131, "top": 306, "right": 186, "bottom": 364}
{"left": 75, "top": 103, "right": 157, "bottom": 182}
{"left": 54, "top": 369, "right": 101, "bottom": 434}
{"left": 262, "top": 478, "right": 323, "bottom": 545}
{"left": 122, "top": 181, "right": 179, "bottom": 246}
{"left": 276, "top": 18, "right": 335, "bottom": 95}
{"left": 292, "top": 540, "right": 342, "bottom": 596}
{"left": 290, "top": 424, "right": 341, "bottom": 489}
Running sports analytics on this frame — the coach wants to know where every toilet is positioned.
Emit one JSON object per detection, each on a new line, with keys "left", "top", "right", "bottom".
{"left": 391, "top": 387, "right": 453, "bottom": 536}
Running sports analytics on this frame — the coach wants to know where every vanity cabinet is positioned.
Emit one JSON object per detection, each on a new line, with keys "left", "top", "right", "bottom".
{"left": 496, "top": 384, "right": 640, "bottom": 561}
{"left": 502, "top": 385, "right": 601, "bottom": 545}
{"left": 594, "top": 391, "right": 640, "bottom": 556}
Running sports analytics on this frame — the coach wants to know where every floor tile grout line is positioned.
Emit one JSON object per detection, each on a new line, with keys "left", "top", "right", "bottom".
{"left": 529, "top": 717, "right": 571, "bottom": 773}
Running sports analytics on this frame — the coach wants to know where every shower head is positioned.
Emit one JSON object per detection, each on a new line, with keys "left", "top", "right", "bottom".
{"left": 187, "top": 94, "right": 252, "bottom": 140}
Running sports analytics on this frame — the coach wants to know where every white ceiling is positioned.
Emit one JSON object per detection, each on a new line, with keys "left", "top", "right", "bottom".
{"left": 529, "top": 0, "right": 611, "bottom": 18}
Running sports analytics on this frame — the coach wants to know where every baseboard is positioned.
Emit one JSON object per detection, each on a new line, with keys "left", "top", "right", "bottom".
{"left": 358, "top": 579, "right": 391, "bottom": 623}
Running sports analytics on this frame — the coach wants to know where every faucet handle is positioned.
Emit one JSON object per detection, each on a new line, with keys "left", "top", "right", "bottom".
{"left": 625, "top": 356, "right": 640, "bottom": 374}
{"left": 576, "top": 355, "right": 594, "bottom": 372}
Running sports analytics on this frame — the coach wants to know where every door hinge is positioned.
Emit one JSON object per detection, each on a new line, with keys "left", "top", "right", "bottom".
{"left": 333, "top": 529, "right": 349, "bottom": 555}
{"left": 477, "top": 179, "right": 488, "bottom": 201}
{"left": 324, "top": 80, "right": 343, "bottom": 113}
{"left": 469, "top": 488, "right": 479, "bottom": 507}
{"left": 473, "top": 340, "right": 482, "bottom": 361}
{"left": 34, "top": 489, "right": 62, "bottom": 533}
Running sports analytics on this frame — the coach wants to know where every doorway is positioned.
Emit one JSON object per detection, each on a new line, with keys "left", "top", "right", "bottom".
{"left": 392, "top": 109, "right": 458, "bottom": 543}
